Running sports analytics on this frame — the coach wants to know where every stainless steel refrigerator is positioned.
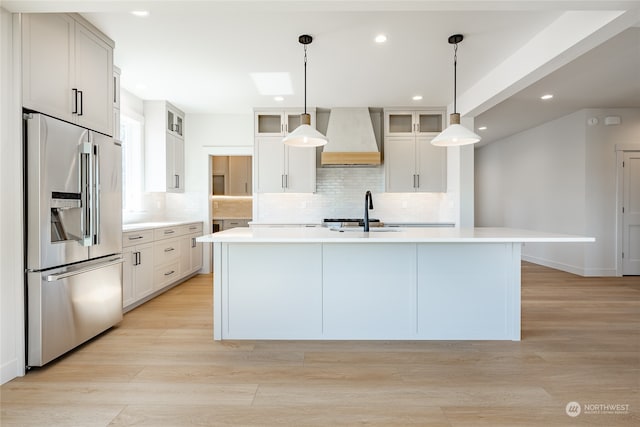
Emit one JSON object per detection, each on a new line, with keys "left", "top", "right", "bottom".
{"left": 24, "top": 112, "right": 123, "bottom": 367}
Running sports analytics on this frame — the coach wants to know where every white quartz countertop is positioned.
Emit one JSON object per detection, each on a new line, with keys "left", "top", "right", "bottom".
{"left": 196, "top": 227, "right": 595, "bottom": 243}
{"left": 123, "top": 220, "right": 200, "bottom": 232}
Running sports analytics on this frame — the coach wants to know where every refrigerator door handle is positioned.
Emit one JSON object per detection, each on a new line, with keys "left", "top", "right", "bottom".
{"left": 45, "top": 256, "right": 123, "bottom": 282}
{"left": 93, "top": 143, "right": 100, "bottom": 245}
{"left": 79, "top": 141, "right": 93, "bottom": 246}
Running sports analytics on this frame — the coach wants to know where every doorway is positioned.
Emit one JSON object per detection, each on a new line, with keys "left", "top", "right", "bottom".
{"left": 620, "top": 151, "right": 640, "bottom": 275}
{"left": 209, "top": 154, "right": 253, "bottom": 270}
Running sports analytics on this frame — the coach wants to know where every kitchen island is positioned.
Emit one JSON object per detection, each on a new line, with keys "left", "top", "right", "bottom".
{"left": 197, "top": 227, "right": 593, "bottom": 341}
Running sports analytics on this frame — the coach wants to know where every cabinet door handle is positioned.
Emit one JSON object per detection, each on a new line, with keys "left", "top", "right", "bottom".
{"left": 191, "top": 237, "right": 196, "bottom": 248}
{"left": 281, "top": 174, "right": 285, "bottom": 189}
{"left": 175, "top": 174, "right": 179, "bottom": 189}
{"left": 416, "top": 174, "right": 420, "bottom": 188}
{"left": 77, "top": 90, "right": 83, "bottom": 116}
{"left": 137, "top": 251, "right": 142, "bottom": 265}
{"left": 164, "top": 247, "right": 175, "bottom": 253}
{"left": 72, "top": 88, "right": 78, "bottom": 114}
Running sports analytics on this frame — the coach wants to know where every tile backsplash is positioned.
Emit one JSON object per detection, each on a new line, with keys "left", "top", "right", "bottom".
{"left": 256, "top": 167, "right": 456, "bottom": 224}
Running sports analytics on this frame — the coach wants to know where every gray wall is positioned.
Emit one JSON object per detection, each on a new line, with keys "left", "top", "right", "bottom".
{"left": 475, "top": 108, "right": 640, "bottom": 276}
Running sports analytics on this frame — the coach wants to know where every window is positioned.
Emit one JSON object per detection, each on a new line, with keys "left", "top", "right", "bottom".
{"left": 121, "top": 114, "right": 144, "bottom": 211}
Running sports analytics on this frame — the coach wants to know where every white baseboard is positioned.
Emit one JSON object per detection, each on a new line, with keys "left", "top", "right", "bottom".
{"left": 521, "top": 255, "right": 617, "bottom": 277}
{"left": 1, "top": 358, "right": 22, "bottom": 385}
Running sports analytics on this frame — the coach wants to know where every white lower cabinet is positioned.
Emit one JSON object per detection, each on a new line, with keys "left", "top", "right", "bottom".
{"left": 322, "top": 244, "right": 416, "bottom": 338}
{"left": 122, "top": 242, "right": 154, "bottom": 308}
{"left": 225, "top": 243, "right": 323, "bottom": 338}
{"left": 122, "top": 222, "right": 203, "bottom": 311}
{"left": 179, "top": 223, "right": 204, "bottom": 277}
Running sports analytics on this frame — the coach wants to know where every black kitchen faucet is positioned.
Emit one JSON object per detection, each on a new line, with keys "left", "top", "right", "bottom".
{"left": 364, "top": 190, "right": 374, "bottom": 232}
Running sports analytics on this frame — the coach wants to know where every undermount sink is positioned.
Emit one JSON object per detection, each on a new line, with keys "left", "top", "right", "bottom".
{"left": 329, "top": 227, "right": 399, "bottom": 233}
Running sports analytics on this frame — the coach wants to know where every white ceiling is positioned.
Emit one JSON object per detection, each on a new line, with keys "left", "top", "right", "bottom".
{"left": 5, "top": 1, "right": 640, "bottom": 145}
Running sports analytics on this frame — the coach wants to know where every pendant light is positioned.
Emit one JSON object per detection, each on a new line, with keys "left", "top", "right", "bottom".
{"left": 431, "top": 34, "right": 481, "bottom": 147}
{"left": 283, "top": 34, "right": 328, "bottom": 147}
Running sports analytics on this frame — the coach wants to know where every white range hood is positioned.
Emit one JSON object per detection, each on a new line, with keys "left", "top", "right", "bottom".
{"left": 321, "top": 108, "right": 382, "bottom": 167}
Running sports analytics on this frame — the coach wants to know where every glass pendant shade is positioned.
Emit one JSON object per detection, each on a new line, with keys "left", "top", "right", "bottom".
{"left": 283, "top": 113, "right": 328, "bottom": 147}
{"left": 432, "top": 114, "right": 481, "bottom": 146}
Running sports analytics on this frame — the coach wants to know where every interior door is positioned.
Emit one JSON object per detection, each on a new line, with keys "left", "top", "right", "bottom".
{"left": 622, "top": 152, "right": 640, "bottom": 275}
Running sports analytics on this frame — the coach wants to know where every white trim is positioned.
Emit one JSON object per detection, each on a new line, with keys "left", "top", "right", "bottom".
{"left": 616, "top": 150, "right": 624, "bottom": 276}
{"left": 1, "top": 11, "right": 26, "bottom": 385}
{"left": 615, "top": 145, "right": 640, "bottom": 276}
{"left": 615, "top": 144, "right": 640, "bottom": 152}
{"left": 522, "top": 254, "right": 616, "bottom": 277}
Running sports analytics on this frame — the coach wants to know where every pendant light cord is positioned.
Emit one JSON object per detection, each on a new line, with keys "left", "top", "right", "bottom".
{"left": 453, "top": 42, "right": 458, "bottom": 114}
{"left": 303, "top": 44, "right": 308, "bottom": 115}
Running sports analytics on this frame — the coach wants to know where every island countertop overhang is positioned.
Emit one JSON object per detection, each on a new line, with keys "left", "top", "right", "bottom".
{"left": 197, "top": 227, "right": 595, "bottom": 244}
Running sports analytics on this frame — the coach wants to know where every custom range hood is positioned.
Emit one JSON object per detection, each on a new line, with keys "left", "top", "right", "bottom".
{"left": 321, "top": 108, "right": 382, "bottom": 166}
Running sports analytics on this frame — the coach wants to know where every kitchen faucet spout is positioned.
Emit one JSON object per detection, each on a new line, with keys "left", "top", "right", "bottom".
{"left": 364, "top": 191, "right": 374, "bottom": 232}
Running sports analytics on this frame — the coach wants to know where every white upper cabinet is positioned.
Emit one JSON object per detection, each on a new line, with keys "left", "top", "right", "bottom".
{"left": 384, "top": 109, "right": 444, "bottom": 136}
{"left": 385, "top": 135, "right": 447, "bottom": 193}
{"left": 22, "top": 13, "right": 114, "bottom": 136}
{"left": 384, "top": 108, "right": 447, "bottom": 193}
{"left": 254, "top": 109, "right": 317, "bottom": 193}
{"left": 144, "top": 100, "right": 185, "bottom": 193}
{"left": 167, "top": 106, "right": 184, "bottom": 137}
{"left": 255, "top": 110, "right": 315, "bottom": 136}
{"left": 255, "top": 137, "right": 316, "bottom": 193}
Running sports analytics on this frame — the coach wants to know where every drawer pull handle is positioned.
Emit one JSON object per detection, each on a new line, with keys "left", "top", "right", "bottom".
{"left": 128, "top": 236, "right": 143, "bottom": 240}
{"left": 164, "top": 270, "right": 175, "bottom": 276}
{"left": 164, "top": 247, "right": 175, "bottom": 253}
{"left": 189, "top": 226, "right": 197, "bottom": 230}
{"left": 164, "top": 230, "right": 175, "bottom": 234}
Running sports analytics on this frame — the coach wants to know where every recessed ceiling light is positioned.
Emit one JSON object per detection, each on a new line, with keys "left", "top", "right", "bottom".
{"left": 540, "top": 94, "right": 554, "bottom": 100}
{"left": 131, "top": 10, "right": 149, "bottom": 17}
{"left": 478, "top": 126, "right": 487, "bottom": 131}
{"left": 412, "top": 95, "right": 423, "bottom": 101}
{"left": 274, "top": 96, "right": 284, "bottom": 102}
{"left": 375, "top": 34, "right": 387, "bottom": 43}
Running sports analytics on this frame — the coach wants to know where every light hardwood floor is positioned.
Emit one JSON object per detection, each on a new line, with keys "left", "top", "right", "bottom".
{"left": 1, "top": 263, "right": 638, "bottom": 426}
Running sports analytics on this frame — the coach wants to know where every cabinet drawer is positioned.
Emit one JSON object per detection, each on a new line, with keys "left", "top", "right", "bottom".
{"left": 153, "top": 261, "right": 180, "bottom": 290}
{"left": 223, "top": 219, "right": 249, "bottom": 229}
{"left": 186, "top": 222, "right": 203, "bottom": 234}
{"left": 180, "top": 222, "right": 203, "bottom": 236}
{"left": 123, "top": 230, "right": 154, "bottom": 247}
{"left": 154, "top": 226, "right": 181, "bottom": 240}
{"left": 154, "top": 238, "right": 181, "bottom": 264}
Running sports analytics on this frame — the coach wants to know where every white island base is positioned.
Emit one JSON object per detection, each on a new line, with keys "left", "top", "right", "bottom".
{"left": 199, "top": 228, "right": 594, "bottom": 341}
